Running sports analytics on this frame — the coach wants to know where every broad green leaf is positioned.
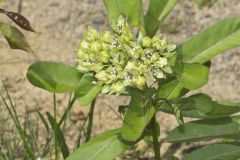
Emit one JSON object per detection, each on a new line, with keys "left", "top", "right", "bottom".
{"left": 27, "top": 61, "right": 83, "bottom": 93}
{"left": 166, "top": 116, "right": 240, "bottom": 143}
{"left": 74, "top": 74, "right": 102, "bottom": 106}
{"left": 103, "top": 0, "right": 120, "bottom": 27}
{"left": 180, "top": 93, "right": 240, "bottom": 118}
{"left": 0, "top": 22, "right": 33, "bottom": 53}
{"left": 121, "top": 88, "right": 155, "bottom": 141}
{"left": 145, "top": 0, "right": 177, "bottom": 37}
{"left": 157, "top": 60, "right": 211, "bottom": 100}
{"left": 156, "top": 77, "right": 188, "bottom": 115}
{"left": 158, "top": 93, "right": 240, "bottom": 118}
{"left": 66, "top": 129, "right": 129, "bottom": 160}
{"left": 157, "top": 77, "right": 188, "bottom": 99}
{"left": 46, "top": 112, "right": 69, "bottom": 158}
{"left": 178, "top": 63, "right": 209, "bottom": 90}
{"left": 182, "top": 143, "right": 240, "bottom": 160}
{"left": 120, "top": 0, "right": 145, "bottom": 27}
{"left": 103, "top": 0, "right": 145, "bottom": 30}
{"left": 177, "top": 17, "right": 240, "bottom": 64}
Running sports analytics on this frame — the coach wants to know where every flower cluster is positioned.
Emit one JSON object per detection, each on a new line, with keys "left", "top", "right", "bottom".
{"left": 77, "top": 16, "right": 176, "bottom": 94}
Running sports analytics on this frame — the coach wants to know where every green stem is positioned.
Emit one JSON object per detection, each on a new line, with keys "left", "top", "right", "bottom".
{"left": 85, "top": 98, "right": 96, "bottom": 142}
{"left": 53, "top": 93, "right": 60, "bottom": 160}
{"left": 150, "top": 115, "right": 161, "bottom": 160}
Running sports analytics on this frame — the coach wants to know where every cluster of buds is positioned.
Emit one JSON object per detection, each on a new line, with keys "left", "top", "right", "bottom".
{"left": 77, "top": 16, "right": 176, "bottom": 94}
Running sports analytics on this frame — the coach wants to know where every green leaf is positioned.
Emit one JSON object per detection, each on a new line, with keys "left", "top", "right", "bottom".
{"left": 27, "top": 61, "right": 84, "bottom": 93}
{"left": 166, "top": 116, "right": 240, "bottom": 143}
{"left": 178, "top": 63, "right": 209, "bottom": 90}
{"left": 74, "top": 74, "right": 102, "bottom": 106}
{"left": 103, "top": 0, "right": 145, "bottom": 30}
{"left": 121, "top": 88, "right": 155, "bottom": 141}
{"left": 182, "top": 143, "right": 240, "bottom": 160}
{"left": 0, "top": 22, "right": 33, "bottom": 53}
{"left": 145, "top": 0, "right": 177, "bottom": 37}
{"left": 158, "top": 93, "right": 240, "bottom": 119}
{"left": 180, "top": 93, "right": 240, "bottom": 118}
{"left": 66, "top": 129, "right": 129, "bottom": 160}
{"left": 157, "top": 77, "right": 188, "bottom": 99}
{"left": 177, "top": 17, "right": 240, "bottom": 64}
{"left": 46, "top": 112, "right": 69, "bottom": 159}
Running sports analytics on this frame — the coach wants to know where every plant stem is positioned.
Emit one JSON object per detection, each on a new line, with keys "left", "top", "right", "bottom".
{"left": 53, "top": 93, "right": 60, "bottom": 160}
{"left": 150, "top": 115, "right": 161, "bottom": 160}
{"left": 85, "top": 98, "right": 96, "bottom": 142}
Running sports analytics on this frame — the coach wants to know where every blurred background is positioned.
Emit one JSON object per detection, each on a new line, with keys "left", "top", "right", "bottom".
{"left": 0, "top": 0, "right": 239, "bottom": 159}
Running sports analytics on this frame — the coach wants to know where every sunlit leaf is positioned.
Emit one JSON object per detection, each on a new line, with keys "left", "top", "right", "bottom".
{"left": 47, "top": 112, "right": 69, "bottom": 158}
{"left": 121, "top": 88, "right": 155, "bottom": 141}
{"left": 166, "top": 116, "right": 240, "bottom": 143}
{"left": 177, "top": 17, "right": 240, "bottom": 64}
{"left": 182, "top": 143, "right": 240, "bottom": 160}
{"left": 0, "top": 22, "right": 33, "bottom": 52}
{"left": 145, "top": 0, "right": 177, "bottom": 36}
{"left": 158, "top": 93, "right": 240, "bottom": 119}
{"left": 27, "top": 61, "right": 84, "bottom": 93}
{"left": 103, "top": 0, "right": 145, "bottom": 31}
{"left": 74, "top": 74, "right": 102, "bottom": 106}
{"left": 178, "top": 63, "right": 209, "bottom": 90}
{"left": 67, "top": 129, "right": 130, "bottom": 160}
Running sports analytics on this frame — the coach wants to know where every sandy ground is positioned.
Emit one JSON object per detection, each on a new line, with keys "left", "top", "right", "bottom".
{"left": 0, "top": 0, "right": 240, "bottom": 159}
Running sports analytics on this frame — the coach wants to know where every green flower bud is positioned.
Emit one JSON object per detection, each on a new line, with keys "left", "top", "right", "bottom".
{"left": 77, "top": 65, "right": 90, "bottom": 72}
{"left": 106, "top": 66, "right": 118, "bottom": 81}
{"left": 133, "top": 75, "right": 146, "bottom": 90}
{"left": 157, "top": 57, "right": 168, "bottom": 67}
{"left": 92, "top": 63, "right": 104, "bottom": 72}
{"left": 118, "top": 34, "right": 133, "bottom": 44}
{"left": 152, "top": 34, "right": 162, "bottom": 43}
{"left": 151, "top": 53, "right": 159, "bottom": 61}
{"left": 76, "top": 16, "right": 176, "bottom": 95}
{"left": 101, "top": 31, "right": 115, "bottom": 43}
{"left": 125, "top": 61, "right": 137, "bottom": 71}
{"left": 154, "top": 69, "right": 165, "bottom": 79}
{"left": 110, "top": 81, "right": 125, "bottom": 94}
{"left": 167, "top": 44, "right": 176, "bottom": 52}
{"left": 162, "top": 52, "right": 176, "bottom": 58}
{"left": 117, "top": 16, "right": 125, "bottom": 28}
{"left": 124, "top": 45, "right": 135, "bottom": 57}
{"left": 160, "top": 37, "right": 168, "bottom": 50}
{"left": 138, "top": 64, "right": 148, "bottom": 74}
{"left": 162, "top": 66, "right": 172, "bottom": 74}
{"left": 77, "top": 50, "right": 88, "bottom": 59}
{"left": 95, "top": 70, "right": 108, "bottom": 81}
{"left": 80, "top": 40, "right": 89, "bottom": 50}
{"left": 122, "top": 25, "right": 131, "bottom": 36}
{"left": 113, "top": 16, "right": 126, "bottom": 34}
{"left": 109, "top": 49, "right": 119, "bottom": 58}
{"left": 89, "top": 52, "right": 96, "bottom": 61}
{"left": 90, "top": 41, "right": 103, "bottom": 53}
{"left": 141, "top": 36, "right": 152, "bottom": 48}
{"left": 102, "top": 85, "right": 111, "bottom": 94}
{"left": 99, "top": 51, "right": 110, "bottom": 63}
{"left": 153, "top": 41, "right": 166, "bottom": 51}
{"left": 85, "top": 27, "right": 98, "bottom": 42}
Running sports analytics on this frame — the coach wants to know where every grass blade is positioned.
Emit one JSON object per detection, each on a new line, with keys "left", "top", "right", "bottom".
{"left": 46, "top": 112, "right": 69, "bottom": 159}
{"left": 0, "top": 82, "right": 35, "bottom": 160}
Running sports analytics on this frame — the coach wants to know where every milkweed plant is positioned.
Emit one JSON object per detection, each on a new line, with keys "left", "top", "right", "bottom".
{"left": 1, "top": 0, "right": 240, "bottom": 159}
